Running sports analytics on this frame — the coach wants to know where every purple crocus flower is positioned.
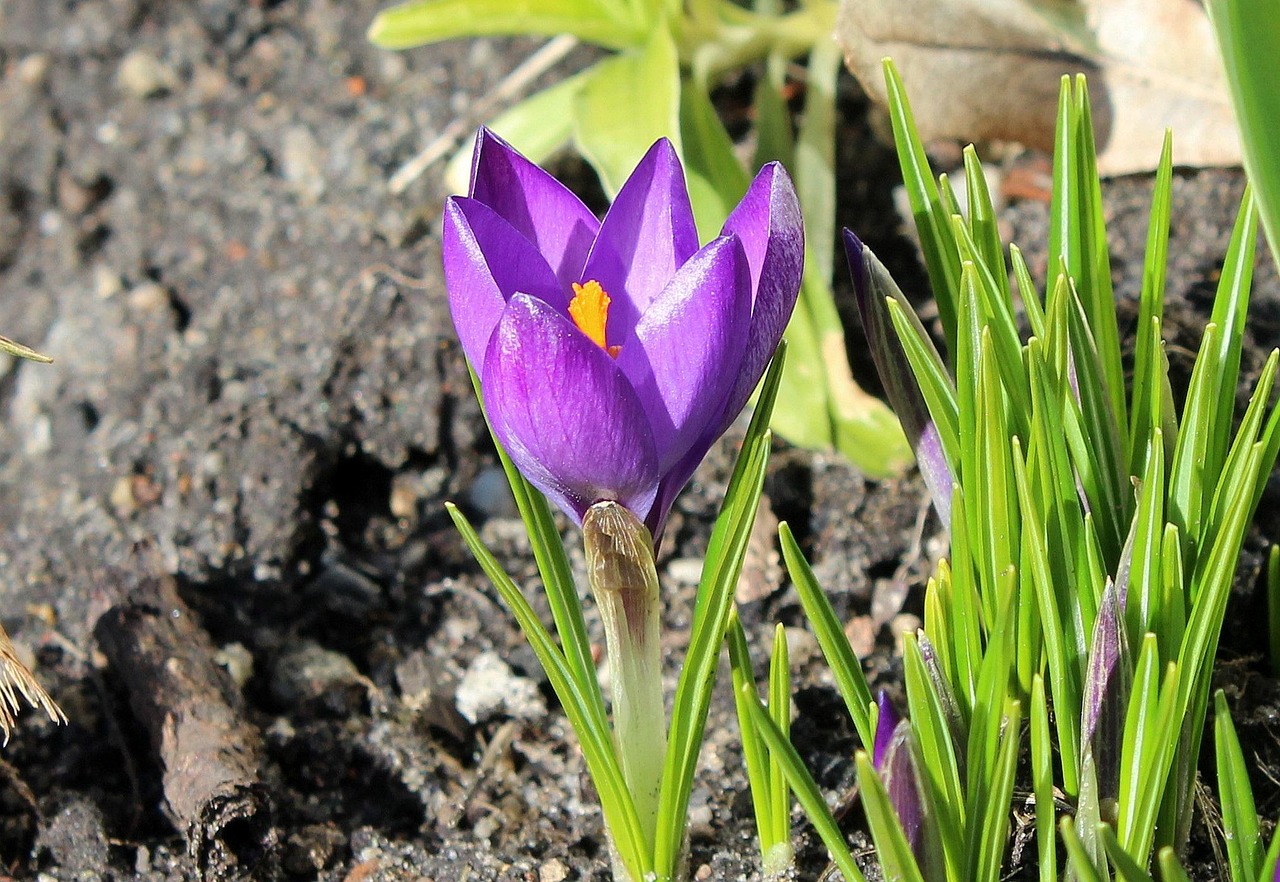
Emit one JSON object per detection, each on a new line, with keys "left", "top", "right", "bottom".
{"left": 443, "top": 129, "right": 803, "bottom": 538}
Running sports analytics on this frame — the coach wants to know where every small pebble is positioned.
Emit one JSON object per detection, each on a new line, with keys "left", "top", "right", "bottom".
{"left": 539, "top": 858, "right": 569, "bottom": 882}
{"left": 455, "top": 651, "right": 545, "bottom": 725}
{"left": 117, "top": 50, "right": 176, "bottom": 98}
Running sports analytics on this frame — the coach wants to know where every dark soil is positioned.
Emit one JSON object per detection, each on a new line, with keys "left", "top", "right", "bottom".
{"left": 0, "top": 3, "right": 1276, "bottom": 881}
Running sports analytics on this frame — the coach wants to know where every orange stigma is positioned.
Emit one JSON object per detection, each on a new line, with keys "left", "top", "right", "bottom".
{"left": 569, "top": 280, "right": 620, "bottom": 357}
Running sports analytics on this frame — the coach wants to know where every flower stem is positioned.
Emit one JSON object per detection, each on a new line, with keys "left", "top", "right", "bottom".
{"left": 583, "top": 502, "right": 667, "bottom": 861}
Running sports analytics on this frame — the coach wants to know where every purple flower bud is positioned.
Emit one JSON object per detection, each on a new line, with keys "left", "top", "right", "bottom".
{"left": 1081, "top": 580, "right": 1130, "bottom": 813}
{"left": 880, "top": 718, "right": 928, "bottom": 865}
{"left": 874, "top": 690, "right": 900, "bottom": 769}
{"left": 445, "top": 130, "right": 804, "bottom": 539}
{"left": 844, "top": 229, "right": 955, "bottom": 527}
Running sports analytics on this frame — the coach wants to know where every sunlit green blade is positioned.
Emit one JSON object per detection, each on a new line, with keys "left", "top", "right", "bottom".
{"left": 968, "top": 698, "right": 1021, "bottom": 882}
{"left": 1256, "top": 827, "right": 1280, "bottom": 882}
{"left": 1030, "top": 677, "right": 1058, "bottom": 882}
{"left": 1011, "top": 245, "right": 1046, "bottom": 340}
{"left": 467, "top": 369, "right": 605, "bottom": 723}
{"left": 1270, "top": 545, "right": 1280, "bottom": 676}
{"left": 1205, "top": 191, "right": 1260, "bottom": 483}
{"left": 1206, "top": 351, "right": 1278, "bottom": 556}
{"left": 1128, "top": 132, "right": 1174, "bottom": 476}
{"left": 903, "top": 634, "right": 965, "bottom": 880}
{"left": 1167, "top": 322, "right": 1224, "bottom": 558}
{"left": 768, "top": 623, "right": 792, "bottom": 847}
{"left": 1101, "top": 823, "right": 1156, "bottom": 882}
{"left": 885, "top": 297, "right": 961, "bottom": 467}
{"left": 1118, "top": 648, "right": 1180, "bottom": 860}
{"left": 1158, "top": 848, "right": 1193, "bottom": 882}
{"left": 1215, "top": 690, "right": 1263, "bottom": 882}
{"left": 855, "top": 751, "right": 929, "bottom": 882}
{"left": 1071, "top": 78, "right": 1125, "bottom": 437}
{"left": 447, "top": 504, "right": 648, "bottom": 876}
{"left": 742, "top": 689, "right": 869, "bottom": 882}
{"left": 1125, "top": 431, "right": 1165, "bottom": 645}
{"left": 1061, "top": 817, "right": 1107, "bottom": 882}
{"left": 1012, "top": 436, "right": 1081, "bottom": 795}
{"left": 1206, "top": 0, "right": 1280, "bottom": 262}
{"left": 368, "top": 0, "right": 642, "bottom": 49}
{"left": 883, "top": 59, "right": 959, "bottom": 346}
{"left": 962, "top": 147, "right": 1009, "bottom": 305}
{"left": 654, "top": 346, "right": 785, "bottom": 875}
{"left": 573, "top": 27, "right": 681, "bottom": 196}
{"left": 727, "top": 612, "right": 775, "bottom": 857}
{"left": 751, "top": 50, "right": 795, "bottom": 170}
{"left": 780, "top": 521, "right": 875, "bottom": 747}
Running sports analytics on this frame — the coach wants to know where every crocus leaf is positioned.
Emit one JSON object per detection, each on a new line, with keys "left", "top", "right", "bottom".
{"left": 1100, "top": 823, "right": 1157, "bottom": 882}
{"left": 856, "top": 751, "right": 928, "bottom": 882}
{"left": 726, "top": 612, "right": 777, "bottom": 860}
{"left": 446, "top": 503, "right": 649, "bottom": 877}
{"left": 780, "top": 520, "right": 876, "bottom": 748}
{"left": 793, "top": 37, "right": 839, "bottom": 285}
{"left": 751, "top": 49, "right": 795, "bottom": 171}
{"left": 1157, "top": 849, "right": 1193, "bottom": 882}
{"left": 654, "top": 345, "right": 783, "bottom": 876}
{"left": 572, "top": 26, "right": 682, "bottom": 197}
{"left": 969, "top": 698, "right": 1021, "bottom": 882}
{"left": 742, "top": 686, "right": 869, "bottom": 882}
{"left": 1215, "top": 689, "right": 1263, "bottom": 882}
{"left": 368, "top": 0, "right": 644, "bottom": 49}
{"left": 1061, "top": 817, "right": 1107, "bottom": 882}
{"left": 1270, "top": 545, "right": 1280, "bottom": 677}
{"left": 1030, "top": 677, "right": 1058, "bottom": 882}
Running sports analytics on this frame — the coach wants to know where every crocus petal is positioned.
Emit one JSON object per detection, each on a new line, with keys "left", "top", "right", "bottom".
{"left": 581, "top": 139, "right": 699, "bottom": 342}
{"left": 719, "top": 161, "right": 804, "bottom": 422}
{"left": 873, "top": 691, "right": 900, "bottom": 770}
{"left": 483, "top": 293, "right": 660, "bottom": 524}
{"left": 615, "top": 235, "right": 751, "bottom": 473}
{"left": 443, "top": 196, "right": 567, "bottom": 371}
{"left": 468, "top": 129, "right": 599, "bottom": 287}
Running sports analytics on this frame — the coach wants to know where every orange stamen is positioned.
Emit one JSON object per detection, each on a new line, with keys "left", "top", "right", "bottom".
{"left": 568, "top": 280, "right": 620, "bottom": 357}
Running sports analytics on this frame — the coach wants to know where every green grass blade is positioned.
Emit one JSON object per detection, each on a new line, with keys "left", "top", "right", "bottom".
{"left": 1270, "top": 545, "right": 1280, "bottom": 676}
{"left": 856, "top": 751, "right": 929, "bottom": 882}
{"left": 1157, "top": 848, "right": 1193, "bottom": 882}
{"left": 883, "top": 59, "right": 959, "bottom": 346}
{"left": 447, "top": 503, "right": 649, "bottom": 876}
{"left": 969, "top": 698, "right": 1021, "bottom": 882}
{"left": 780, "top": 521, "right": 875, "bottom": 747}
{"left": 727, "top": 612, "right": 776, "bottom": 858}
{"left": 1215, "top": 689, "right": 1263, "bottom": 882}
{"left": 1061, "top": 817, "right": 1107, "bottom": 882}
{"left": 1100, "top": 823, "right": 1156, "bottom": 882}
{"left": 368, "top": 0, "right": 641, "bottom": 48}
{"left": 654, "top": 346, "right": 785, "bottom": 875}
{"left": 1030, "top": 677, "right": 1058, "bottom": 882}
{"left": 768, "top": 623, "right": 792, "bottom": 847}
{"left": 743, "top": 688, "right": 868, "bottom": 882}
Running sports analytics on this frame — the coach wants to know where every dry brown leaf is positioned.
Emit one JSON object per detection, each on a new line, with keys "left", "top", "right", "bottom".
{"left": 837, "top": 0, "right": 1241, "bottom": 175}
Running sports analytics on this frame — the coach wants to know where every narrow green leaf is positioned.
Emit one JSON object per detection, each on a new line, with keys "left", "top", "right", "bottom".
{"left": 1061, "top": 817, "right": 1107, "bottom": 882}
{"left": 0, "top": 335, "right": 52, "bottom": 363}
{"left": 794, "top": 38, "right": 839, "bottom": 285}
{"left": 768, "top": 622, "right": 792, "bottom": 847}
{"left": 752, "top": 51, "right": 794, "bottom": 170}
{"left": 1270, "top": 545, "right": 1280, "bottom": 677}
{"left": 1030, "top": 677, "right": 1058, "bottom": 882}
{"left": 882, "top": 58, "right": 959, "bottom": 346}
{"left": 1168, "top": 322, "right": 1224, "bottom": 558}
{"left": 962, "top": 147, "right": 1009, "bottom": 305}
{"left": 1206, "top": 0, "right": 1280, "bottom": 262}
{"left": 1100, "top": 823, "right": 1156, "bottom": 882}
{"left": 856, "top": 751, "right": 929, "bottom": 882}
{"left": 969, "top": 699, "right": 1021, "bottom": 882}
{"left": 1215, "top": 689, "right": 1263, "bottom": 882}
{"left": 447, "top": 504, "right": 649, "bottom": 876}
{"left": 573, "top": 26, "right": 681, "bottom": 196}
{"left": 885, "top": 297, "right": 961, "bottom": 468}
{"left": 679, "top": 82, "right": 750, "bottom": 240}
{"left": 654, "top": 346, "right": 785, "bottom": 875}
{"left": 781, "top": 521, "right": 875, "bottom": 747}
{"left": 727, "top": 612, "right": 777, "bottom": 858}
{"left": 1011, "top": 244, "right": 1046, "bottom": 340}
{"left": 1157, "top": 848, "right": 1193, "bottom": 882}
{"left": 743, "top": 688, "right": 868, "bottom": 882}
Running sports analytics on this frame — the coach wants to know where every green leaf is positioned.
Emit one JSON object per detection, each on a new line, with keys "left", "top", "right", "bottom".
{"left": 1270, "top": 545, "right": 1280, "bottom": 677}
{"left": 1206, "top": 0, "right": 1280, "bottom": 263}
{"left": 1061, "top": 817, "right": 1107, "bottom": 882}
{"left": 742, "top": 687, "right": 868, "bottom": 882}
{"left": 856, "top": 751, "right": 928, "bottom": 882}
{"left": 1157, "top": 848, "right": 1193, "bottom": 882}
{"left": 1100, "top": 823, "right": 1156, "bottom": 882}
{"left": 573, "top": 26, "right": 681, "bottom": 196}
{"left": 0, "top": 335, "right": 52, "bottom": 363}
{"left": 768, "top": 622, "right": 792, "bottom": 848}
{"left": 882, "top": 59, "right": 959, "bottom": 347}
{"left": 969, "top": 699, "right": 1021, "bottom": 882}
{"left": 653, "top": 345, "right": 785, "bottom": 876}
{"left": 1030, "top": 677, "right": 1058, "bottom": 882}
{"left": 447, "top": 504, "right": 649, "bottom": 876}
{"left": 727, "top": 612, "right": 777, "bottom": 859}
{"left": 780, "top": 521, "right": 875, "bottom": 748}
{"left": 751, "top": 51, "right": 794, "bottom": 170}
{"left": 1215, "top": 690, "right": 1263, "bottom": 882}
{"left": 368, "top": 0, "right": 643, "bottom": 49}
